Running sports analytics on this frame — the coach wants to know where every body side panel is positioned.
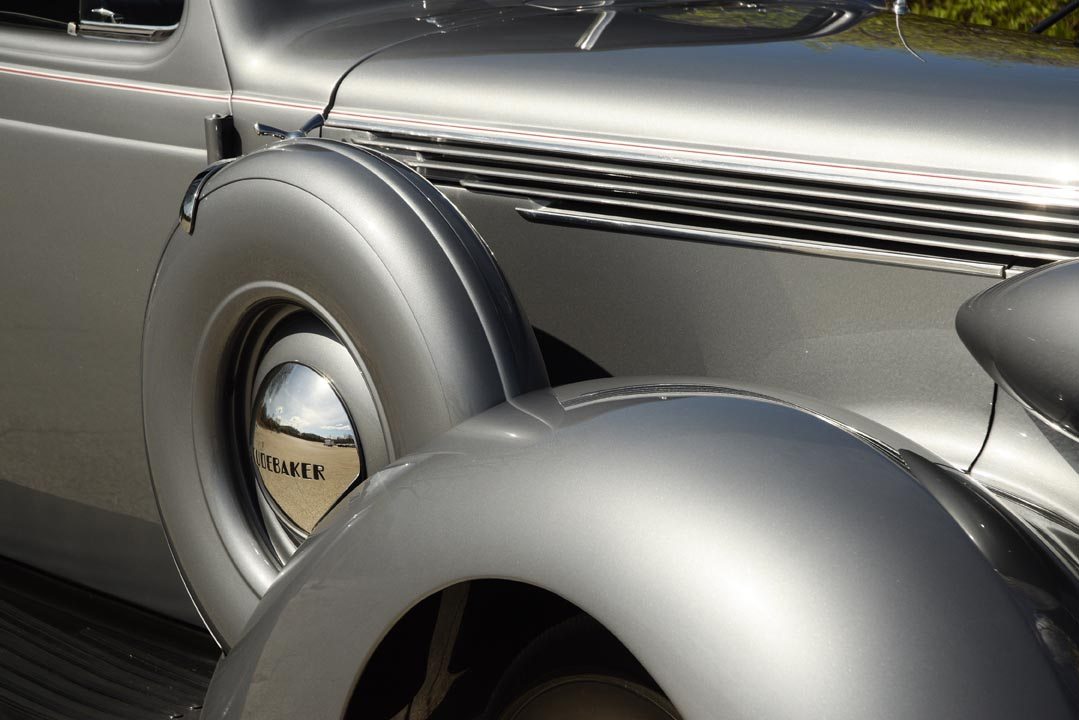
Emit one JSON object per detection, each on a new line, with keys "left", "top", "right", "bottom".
{"left": 0, "top": 0, "right": 230, "bottom": 620}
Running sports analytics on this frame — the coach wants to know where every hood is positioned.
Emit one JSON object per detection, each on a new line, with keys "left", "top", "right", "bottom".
{"left": 327, "top": 0, "right": 1079, "bottom": 191}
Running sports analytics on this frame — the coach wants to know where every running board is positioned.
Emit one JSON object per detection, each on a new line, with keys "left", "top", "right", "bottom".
{"left": 0, "top": 556, "right": 218, "bottom": 719}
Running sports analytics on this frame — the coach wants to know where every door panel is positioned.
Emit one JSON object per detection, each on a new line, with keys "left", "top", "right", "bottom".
{"left": 0, "top": 0, "right": 229, "bottom": 621}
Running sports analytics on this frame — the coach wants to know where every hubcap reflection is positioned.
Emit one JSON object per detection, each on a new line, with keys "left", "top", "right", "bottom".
{"left": 250, "top": 362, "right": 362, "bottom": 534}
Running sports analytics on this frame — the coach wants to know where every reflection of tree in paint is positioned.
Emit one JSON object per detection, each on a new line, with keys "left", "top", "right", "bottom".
{"left": 910, "top": 0, "right": 1077, "bottom": 42}
{"left": 253, "top": 363, "right": 357, "bottom": 446}
{"left": 652, "top": 4, "right": 1078, "bottom": 65}
{"left": 808, "top": 11, "right": 1079, "bottom": 66}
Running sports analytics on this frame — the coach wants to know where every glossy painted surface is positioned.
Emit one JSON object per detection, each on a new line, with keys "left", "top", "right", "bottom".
{"left": 331, "top": 2, "right": 1079, "bottom": 189}
{"left": 204, "top": 382, "right": 1079, "bottom": 719}
{"left": 317, "top": 0, "right": 1077, "bottom": 471}
{"left": 0, "top": 0, "right": 229, "bottom": 622}
{"left": 0, "top": 0, "right": 1077, "bottom": 664}
{"left": 429, "top": 187, "right": 997, "bottom": 469}
{"left": 972, "top": 392, "right": 1079, "bottom": 528}
{"left": 958, "top": 258, "right": 1079, "bottom": 442}
{"left": 142, "top": 139, "right": 547, "bottom": 646}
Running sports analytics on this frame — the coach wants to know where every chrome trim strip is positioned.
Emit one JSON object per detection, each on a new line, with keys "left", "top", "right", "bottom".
{"left": 421, "top": 160, "right": 1079, "bottom": 244}
{"left": 1004, "top": 265, "right": 1033, "bottom": 278}
{"left": 360, "top": 138, "right": 1079, "bottom": 226}
{"left": 179, "top": 159, "right": 233, "bottom": 234}
{"left": 576, "top": 9, "right": 616, "bottom": 50}
{"left": 519, "top": 206, "right": 1006, "bottom": 277}
{"left": 491, "top": 181, "right": 1074, "bottom": 263}
{"left": 77, "top": 20, "right": 179, "bottom": 40}
{"left": 327, "top": 115, "right": 1079, "bottom": 207}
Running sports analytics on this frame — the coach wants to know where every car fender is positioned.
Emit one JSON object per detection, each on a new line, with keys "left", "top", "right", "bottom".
{"left": 202, "top": 378, "right": 1079, "bottom": 719}
{"left": 144, "top": 137, "right": 548, "bottom": 645}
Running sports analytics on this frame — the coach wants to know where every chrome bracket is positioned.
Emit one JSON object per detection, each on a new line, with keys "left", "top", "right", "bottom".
{"left": 179, "top": 158, "right": 234, "bottom": 235}
{"left": 253, "top": 113, "right": 325, "bottom": 141}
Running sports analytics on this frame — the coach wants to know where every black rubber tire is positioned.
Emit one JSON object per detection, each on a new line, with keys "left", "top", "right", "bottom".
{"left": 486, "top": 616, "right": 680, "bottom": 720}
{"left": 142, "top": 140, "right": 547, "bottom": 647}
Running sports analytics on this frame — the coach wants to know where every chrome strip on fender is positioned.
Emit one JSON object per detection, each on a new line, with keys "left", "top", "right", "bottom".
{"left": 518, "top": 206, "right": 1007, "bottom": 277}
{"left": 179, "top": 158, "right": 234, "bottom": 234}
{"left": 327, "top": 114, "right": 1079, "bottom": 207}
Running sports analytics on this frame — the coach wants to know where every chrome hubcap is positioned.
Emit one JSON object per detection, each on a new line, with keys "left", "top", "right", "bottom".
{"left": 235, "top": 307, "right": 387, "bottom": 565}
{"left": 250, "top": 362, "right": 363, "bottom": 534}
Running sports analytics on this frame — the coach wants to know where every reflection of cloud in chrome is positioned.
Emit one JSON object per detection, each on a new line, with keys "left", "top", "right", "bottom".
{"left": 263, "top": 364, "right": 355, "bottom": 439}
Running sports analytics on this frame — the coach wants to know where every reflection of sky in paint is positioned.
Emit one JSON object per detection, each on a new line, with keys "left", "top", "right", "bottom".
{"left": 263, "top": 364, "right": 355, "bottom": 440}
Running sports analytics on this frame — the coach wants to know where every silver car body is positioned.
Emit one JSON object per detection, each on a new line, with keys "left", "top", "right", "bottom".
{"left": 1, "top": 0, "right": 1079, "bottom": 715}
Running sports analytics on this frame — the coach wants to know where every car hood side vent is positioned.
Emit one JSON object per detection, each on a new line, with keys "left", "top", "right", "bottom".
{"left": 344, "top": 129, "right": 1079, "bottom": 277}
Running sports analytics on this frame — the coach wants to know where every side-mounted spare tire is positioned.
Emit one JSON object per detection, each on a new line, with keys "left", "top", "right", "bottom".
{"left": 143, "top": 139, "right": 548, "bottom": 648}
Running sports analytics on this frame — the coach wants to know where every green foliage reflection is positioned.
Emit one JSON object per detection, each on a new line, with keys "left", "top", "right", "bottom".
{"left": 909, "top": 0, "right": 1077, "bottom": 42}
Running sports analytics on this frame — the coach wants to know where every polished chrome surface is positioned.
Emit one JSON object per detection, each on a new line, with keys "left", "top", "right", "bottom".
{"left": 343, "top": 128, "right": 1079, "bottom": 273}
{"left": 483, "top": 180, "right": 1069, "bottom": 262}
{"left": 351, "top": 136, "right": 1079, "bottom": 224}
{"left": 253, "top": 113, "right": 325, "bottom": 141}
{"left": 90, "top": 8, "right": 120, "bottom": 22}
{"left": 76, "top": 20, "right": 179, "bottom": 40}
{"left": 179, "top": 158, "right": 233, "bottom": 234}
{"left": 331, "top": 116, "right": 1079, "bottom": 207}
{"left": 576, "top": 9, "right": 616, "bottom": 51}
{"left": 432, "top": 161, "right": 1079, "bottom": 237}
{"left": 519, "top": 206, "right": 1006, "bottom": 277}
{"left": 250, "top": 362, "right": 362, "bottom": 534}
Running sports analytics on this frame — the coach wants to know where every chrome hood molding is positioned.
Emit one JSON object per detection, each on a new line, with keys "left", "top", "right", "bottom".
{"left": 339, "top": 124, "right": 1079, "bottom": 277}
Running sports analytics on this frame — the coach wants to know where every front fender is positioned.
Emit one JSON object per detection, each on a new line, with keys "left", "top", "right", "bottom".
{"left": 205, "top": 380, "right": 1077, "bottom": 719}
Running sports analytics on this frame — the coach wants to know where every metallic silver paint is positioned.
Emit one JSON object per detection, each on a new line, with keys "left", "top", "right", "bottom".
{"left": 2, "top": 4, "right": 1079, "bottom": 714}
{"left": 0, "top": 0, "right": 229, "bottom": 621}
{"left": 202, "top": 381, "right": 1077, "bottom": 719}
{"left": 972, "top": 393, "right": 1079, "bottom": 531}
{"left": 329, "top": 8, "right": 1079, "bottom": 194}
{"left": 143, "top": 139, "right": 547, "bottom": 646}
{"left": 434, "top": 186, "right": 997, "bottom": 469}
{"left": 958, "top": 258, "right": 1079, "bottom": 442}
